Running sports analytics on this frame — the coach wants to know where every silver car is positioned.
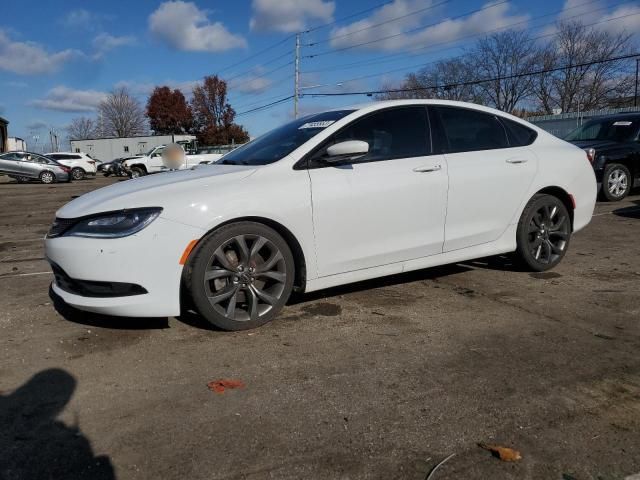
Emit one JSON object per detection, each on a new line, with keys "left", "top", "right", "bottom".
{"left": 0, "top": 151, "right": 71, "bottom": 184}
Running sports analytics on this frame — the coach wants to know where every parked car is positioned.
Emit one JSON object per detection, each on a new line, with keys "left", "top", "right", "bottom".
{"left": 0, "top": 151, "right": 71, "bottom": 183}
{"left": 565, "top": 114, "right": 640, "bottom": 201}
{"left": 99, "top": 156, "right": 140, "bottom": 177}
{"left": 46, "top": 100, "right": 596, "bottom": 331}
{"left": 122, "top": 145, "right": 225, "bottom": 178}
{"left": 46, "top": 152, "right": 97, "bottom": 180}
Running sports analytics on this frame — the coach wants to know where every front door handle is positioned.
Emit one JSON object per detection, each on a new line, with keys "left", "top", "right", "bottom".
{"left": 413, "top": 164, "right": 442, "bottom": 173}
{"left": 506, "top": 158, "right": 528, "bottom": 164}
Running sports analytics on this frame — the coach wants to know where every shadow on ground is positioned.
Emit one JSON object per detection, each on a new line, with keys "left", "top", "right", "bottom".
{"left": 0, "top": 369, "right": 115, "bottom": 480}
{"left": 613, "top": 199, "right": 640, "bottom": 219}
{"left": 49, "top": 255, "right": 523, "bottom": 332}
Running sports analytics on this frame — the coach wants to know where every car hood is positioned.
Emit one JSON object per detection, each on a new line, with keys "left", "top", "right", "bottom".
{"left": 56, "top": 164, "right": 257, "bottom": 218}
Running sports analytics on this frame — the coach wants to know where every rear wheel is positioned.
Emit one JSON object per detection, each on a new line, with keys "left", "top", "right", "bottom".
{"left": 186, "top": 222, "right": 295, "bottom": 331}
{"left": 515, "top": 194, "right": 571, "bottom": 271}
{"left": 14, "top": 176, "right": 30, "bottom": 183}
{"left": 39, "top": 171, "right": 55, "bottom": 184}
{"left": 71, "top": 167, "right": 85, "bottom": 180}
{"left": 601, "top": 163, "right": 631, "bottom": 202}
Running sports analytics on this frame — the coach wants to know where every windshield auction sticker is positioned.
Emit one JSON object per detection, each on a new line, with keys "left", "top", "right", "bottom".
{"left": 298, "top": 121, "right": 335, "bottom": 129}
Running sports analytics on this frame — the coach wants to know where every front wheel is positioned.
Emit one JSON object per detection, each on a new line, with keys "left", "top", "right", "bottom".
{"left": 39, "top": 171, "right": 55, "bottom": 184}
{"left": 601, "top": 163, "right": 631, "bottom": 202}
{"left": 186, "top": 222, "right": 295, "bottom": 331}
{"left": 129, "top": 167, "right": 145, "bottom": 178}
{"left": 515, "top": 194, "right": 571, "bottom": 272}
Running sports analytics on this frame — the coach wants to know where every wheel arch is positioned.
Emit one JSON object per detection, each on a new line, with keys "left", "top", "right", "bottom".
{"left": 129, "top": 163, "right": 148, "bottom": 173}
{"left": 185, "top": 216, "right": 308, "bottom": 293}
{"left": 535, "top": 186, "right": 575, "bottom": 230}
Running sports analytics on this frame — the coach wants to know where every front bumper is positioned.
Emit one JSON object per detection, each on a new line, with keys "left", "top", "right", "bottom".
{"left": 45, "top": 217, "right": 205, "bottom": 317}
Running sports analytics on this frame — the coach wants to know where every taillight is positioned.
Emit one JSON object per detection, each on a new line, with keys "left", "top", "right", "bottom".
{"left": 584, "top": 148, "right": 595, "bottom": 164}
{"left": 60, "top": 166, "right": 71, "bottom": 173}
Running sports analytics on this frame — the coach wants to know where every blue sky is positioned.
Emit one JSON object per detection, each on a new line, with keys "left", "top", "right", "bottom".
{"left": 1, "top": 0, "right": 638, "bottom": 146}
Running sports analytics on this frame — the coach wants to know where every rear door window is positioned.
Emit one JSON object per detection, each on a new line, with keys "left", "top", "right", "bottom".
{"left": 434, "top": 106, "right": 509, "bottom": 153}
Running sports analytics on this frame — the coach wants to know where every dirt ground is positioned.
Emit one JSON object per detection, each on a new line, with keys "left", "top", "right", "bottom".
{"left": 0, "top": 174, "right": 639, "bottom": 480}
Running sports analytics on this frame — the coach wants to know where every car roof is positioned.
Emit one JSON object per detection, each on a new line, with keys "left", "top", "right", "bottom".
{"left": 46, "top": 151, "right": 84, "bottom": 155}
{"left": 324, "top": 99, "right": 541, "bottom": 130}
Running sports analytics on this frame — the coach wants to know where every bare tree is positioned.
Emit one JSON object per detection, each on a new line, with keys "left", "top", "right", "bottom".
{"left": 97, "top": 87, "right": 147, "bottom": 137}
{"left": 468, "top": 30, "right": 541, "bottom": 113}
{"left": 533, "top": 21, "right": 634, "bottom": 113}
{"left": 376, "top": 57, "right": 481, "bottom": 101}
{"left": 67, "top": 117, "right": 97, "bottom": 140}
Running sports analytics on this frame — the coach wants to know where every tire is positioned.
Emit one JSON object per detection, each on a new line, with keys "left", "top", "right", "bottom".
{"left": 515, "top": 194, "right": 571, "bottom": 272}
{"left": 14, "top": 176, "right": 29, "bottom": 183}
{"left": 39, "top": 171, "right": 55, "bottom": 184}
{"left": 103, "top": 172, "right": 111, "bottom": 177}
{"left": 71, "top": 167, "right": 86, "bottom": 180}
{"left": 130, "top": 167, "right": 145, "bottom": 178}
{"left": 186, "top": 222, "right": 295, "bottom": 331}
{"left": 601, "top": 163, "right": 631, "bottom": 202}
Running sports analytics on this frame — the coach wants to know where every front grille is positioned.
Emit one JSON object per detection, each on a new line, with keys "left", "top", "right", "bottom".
{"left": 50, "top": 262, "right": 147, "bottom": 298}
{"left": 47, "top": 218, "right": 76, "bottom": 238}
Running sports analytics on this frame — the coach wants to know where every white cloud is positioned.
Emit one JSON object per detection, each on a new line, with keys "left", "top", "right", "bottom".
{"left": 0, "top": 30, "right": 80, "bottom": 75}
{"left": 26, "top": 120, "right": 48, "bottom": 131}
{"left": 149, "top": 1, "right": 247, "bottom": 52}
{"left": 114, "top": 79, "right": 200, "bottom": 97}
{"left": 330, "top": 0, "right": 529, "bottom": 52}
{"left": 250, "top": 0, "right": 335, "bottom": 33}
{"left": 545, "top": 1, "right": 640, "bottom": 36}
{"left": 60, "top": 9, "right": 113, "bottom": 30}
{"left": 92, "top": 33, "right": 136, "bottom": 58}
{"left": 229, "top": 68, "right": 273, "bottom": 94}
{"left": 30, "top": 86, "right": 107, "bottom": 112}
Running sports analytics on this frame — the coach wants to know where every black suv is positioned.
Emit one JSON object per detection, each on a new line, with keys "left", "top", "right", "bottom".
{"left": 565, "top": 114, "right": 640, "bottom": 201}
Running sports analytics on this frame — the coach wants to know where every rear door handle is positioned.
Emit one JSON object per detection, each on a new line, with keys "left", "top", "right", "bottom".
{"left": 413, "top": 164, "right": 442, "bottom": 173}
{"left": 506, "top": 158, "right": 528, "bottom": 164}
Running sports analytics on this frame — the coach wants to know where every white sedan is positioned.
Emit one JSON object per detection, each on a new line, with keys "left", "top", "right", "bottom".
{"left": 45, "top": 100, "right": 596, "bottom": 330}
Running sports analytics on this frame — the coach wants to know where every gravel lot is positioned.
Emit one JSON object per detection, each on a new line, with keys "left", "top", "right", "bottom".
{"left": 1, "top": 175, "right": 639, "bottom": 480}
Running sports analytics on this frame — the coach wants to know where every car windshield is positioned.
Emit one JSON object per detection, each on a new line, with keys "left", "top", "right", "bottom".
{"left": 218, "top": 110, "right": 354, "bottom": 166}
{"left": 565, "top": 118, "right": 640, "bottom": 142}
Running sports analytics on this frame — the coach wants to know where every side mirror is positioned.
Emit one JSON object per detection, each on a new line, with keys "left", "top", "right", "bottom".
{"left": 325, "top": 140, "right": 369, "bottom": 163}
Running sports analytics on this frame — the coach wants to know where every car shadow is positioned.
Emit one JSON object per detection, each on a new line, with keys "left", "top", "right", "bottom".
{"left": 49, "top": 286, "right": 169, "bottom": 330}
{"left": 0, "top": 369, "right": 116, "bottom": 480}
{"left": 613, "top": 199, "right": 640, "bottom": 219}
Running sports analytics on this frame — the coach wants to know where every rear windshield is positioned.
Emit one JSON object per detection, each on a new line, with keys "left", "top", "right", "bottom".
{"left": 565, "top": 118, "right": 640, "bottom": 142}
{"left": 218, "top": 110, "right": 354, "bottom": 166}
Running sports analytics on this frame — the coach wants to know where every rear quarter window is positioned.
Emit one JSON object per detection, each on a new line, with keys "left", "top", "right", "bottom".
{"left": 501, "top": 118, "right": 538, "bottom": 147}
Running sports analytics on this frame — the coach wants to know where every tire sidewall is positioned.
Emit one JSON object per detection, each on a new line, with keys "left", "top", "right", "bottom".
{"left": 187, "top": 222, "right": 295, "bottom": 331}
{"left": 516, "top": 194, "right": 571, "bottom": 272}
{"left": 602, "top": 163, "right": 631, "bottom": 202}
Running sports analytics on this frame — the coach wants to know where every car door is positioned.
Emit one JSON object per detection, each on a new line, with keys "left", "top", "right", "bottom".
{"left": 0, "top": 153, "right": 22, "bottom": 176}
{"left": 307, "top": 106, "right": 448, "bottom": 277}
{"left": 430, "top": 106, "right": 538, "bottom": 252}
{"left": 19, "top": 153, "right": 46, "bottom": 178}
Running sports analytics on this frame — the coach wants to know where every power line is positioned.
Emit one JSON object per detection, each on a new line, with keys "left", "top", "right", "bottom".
{"left": 305, "top": 0, "right": 452, "bottom": 47}
{"left": 306, "top": 0, "right": 510, "bottom": 58}
{"left": 223, "top": 50, "right": 293, "bottom": 84}
{"left": 236, "top": 95, "right": 294, "bottom": 117}
{"left": 302, "top": 0, "right": 608, "bottom": 74}
{"left": 301, "top": 8, "right": 640, "bottom": 91}
{"left": 232, "top": 89, "right": 294, "bottom": 110}
{"left": 304, "top": 0, "right": 396, "bottom": 33}
{"left": 216, "top": 36, "right": 294, "bottom": 75}
{"left": 302, "top": 53, "right": 640, "bottom": 97}
{"left": 228, "top": 62, "right": 293, "bottom": 92}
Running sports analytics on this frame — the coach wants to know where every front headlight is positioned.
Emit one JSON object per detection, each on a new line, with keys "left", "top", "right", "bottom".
{"left": 51, "top": 208, "right": 162, "bottom": 239}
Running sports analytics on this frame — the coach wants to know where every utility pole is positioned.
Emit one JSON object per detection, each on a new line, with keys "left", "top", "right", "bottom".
{"left": 634, "top": 57, "right": 639, "bottom": 108}
{"left": 294, "top": 33, "right": 300, "bottom": 119}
